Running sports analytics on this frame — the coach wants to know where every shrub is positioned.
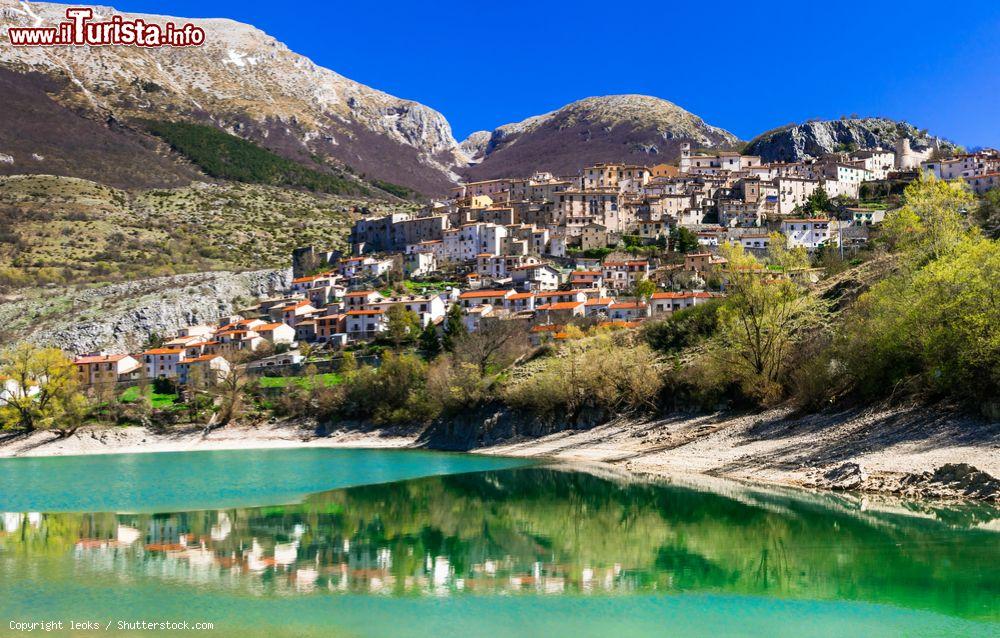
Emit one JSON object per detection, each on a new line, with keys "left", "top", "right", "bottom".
{"left": 504, "top": 335, "right": 663, "bottom": 423}
{"left": 641, "top": 301, "right": 720, "bottom": 353}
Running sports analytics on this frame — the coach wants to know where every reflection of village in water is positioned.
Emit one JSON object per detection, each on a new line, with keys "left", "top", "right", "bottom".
{"left": 2, "top": 509, "right": 635, "bottom": 596}
{"left": 2, "top": 468, "right": 999, "bottom": 619}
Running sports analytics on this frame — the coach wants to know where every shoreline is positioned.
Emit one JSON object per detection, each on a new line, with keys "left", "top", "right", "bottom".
{"left": 1, "top": 404, "right": 998, "bottom": 502}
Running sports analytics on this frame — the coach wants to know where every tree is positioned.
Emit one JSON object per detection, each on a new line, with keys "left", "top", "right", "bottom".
{"left": 0, "top": 344, "right": 87, "bottom": 435}
{"left": 384, "top": 305, "right": 421, "bottom": 350}
{"left": 441, "top": 304, "right": 466, "bottom": 352}
{"left": 766, "top": 232, "right": 810, "bottom": 271}
{"left": 803, "top": 186, "right": 832, "bottom": 214}
{"left": 670, "top": 226, "right": 700, "bottom": 253}
{"left": 633, "top": 277, "right": 656, "bottom": 303}
{"left": 713, "top": 243, "right": 827, "bottom": 402}
{"left": 975, "top": 187, "right": 1000, "bottom": 239}
{"left": 882, "top": 175, "right": 973, "bottom": 261}
{"left": 842, "top": 234, "right": 1000, "bottom": 402}
{"left": 419, "top": 322, "right": 442, "bottom": 359}
{"left": 207, "top": 362, "right": 247, "bottom": 429}
{"left": 453, "top": 319, "right": 528, "bottom": 376}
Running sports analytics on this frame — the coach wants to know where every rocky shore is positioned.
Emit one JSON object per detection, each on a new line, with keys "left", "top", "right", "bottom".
{"left": 1, "top": 403, "right": 997, "bottom": 503}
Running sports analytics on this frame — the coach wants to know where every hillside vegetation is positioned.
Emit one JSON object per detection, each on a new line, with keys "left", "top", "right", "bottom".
{"left": 143, "top": 120, "right": 415, "bottom": 198}
{"left": 0, "top": 175, "right": 413, "bottom": 289}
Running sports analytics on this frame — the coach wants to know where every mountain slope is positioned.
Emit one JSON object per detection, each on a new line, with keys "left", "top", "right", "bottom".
{"left": 744, "top": 118, "right": 957, "bottom": 162}
{"left": 0, "top": 0, "right": 467, "bottom": 194}
{"left": 461, "top": 95, "right": 740, "bottom": 180}
{"left": 0, "top": 66, "right": 201, "bottom": 189}
{"left": 0, "top": 174, "right": 413, "bottom": 289}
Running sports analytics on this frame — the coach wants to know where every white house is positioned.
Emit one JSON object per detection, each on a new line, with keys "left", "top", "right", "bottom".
{"left": 780, "top": 218, "right": 838, "bottom": 251}
{"left": 142, "top": 348, "right": 186, "bottom": 379}
{"left": 177, "top": 355, "right": 231, "bottom": 385}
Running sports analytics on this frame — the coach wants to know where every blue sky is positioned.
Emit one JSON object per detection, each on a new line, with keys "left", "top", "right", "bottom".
{"left": 115, "top": 0, "right": 1000, "bottom": 147}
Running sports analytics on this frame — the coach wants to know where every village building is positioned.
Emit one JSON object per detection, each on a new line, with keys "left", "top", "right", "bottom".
{"left": 176, "top": 355, "right": 230, "bottom": 386}
{"left": 602, "top": 260, "right": 650, "bottom": 291}
{"left": 73, "top": 353, "right": 141, "bottom": 387}
{"left": 780, "top": 218, "right": 838, "bottom": 251}
{"left": 650, "top": 291, "right": 717, "bottom": 315}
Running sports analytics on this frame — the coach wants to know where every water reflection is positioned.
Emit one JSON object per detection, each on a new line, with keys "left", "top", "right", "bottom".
{"left": 1, "top": 468, "right": 998, "bottom": 620}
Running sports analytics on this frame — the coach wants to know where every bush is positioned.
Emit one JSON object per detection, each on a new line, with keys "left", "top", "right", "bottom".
{"left": 338, "top": 352, "right": 438, "bottom": 425}
{"left": 425, "top": 357, "right": 491, "bottom": 414}
{"left": 504, "top": 335, "right": 663, "bottom": 423}
{"left": 152, "top": 377, "right": 176, "bottom": 395}
{"left": 839, "top": 236, "right": 1000, "bottom": 403}
{"left": 641, "top": 301, "right": 720, "bottom": 353}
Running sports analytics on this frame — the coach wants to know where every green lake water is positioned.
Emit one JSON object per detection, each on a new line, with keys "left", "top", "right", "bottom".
{"left": 1, "top": 448, "right": 998, "bottom": 637}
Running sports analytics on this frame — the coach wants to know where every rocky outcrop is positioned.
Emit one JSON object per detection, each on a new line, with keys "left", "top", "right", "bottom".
{"left": 744, "top": 118, "right": 955, "bottom": 163}
{"left": 462, "top": 95, "right": 740, "bottom": 181}
{"left": 2, "top": 269, "right": 290, "bottom": 354}
{"left": 459, "top": 130, "right": 492, "bottom": 164}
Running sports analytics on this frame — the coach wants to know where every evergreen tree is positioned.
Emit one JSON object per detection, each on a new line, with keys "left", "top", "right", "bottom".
{"left": 441, "top": 304, "right": 466, "bottom": 352}
{"left": 419, "top": 322, "right": 442, "bottom": 359}
{"left": 670, "top": 226, "right": 700, "bottom": 253}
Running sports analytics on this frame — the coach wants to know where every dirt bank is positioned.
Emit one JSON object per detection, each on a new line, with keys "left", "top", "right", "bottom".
{"left": 1, "top": 404, "right": 997, "bottom": 502}
{"left": 477, "top": 404, "right": 1000, "bottom": 502}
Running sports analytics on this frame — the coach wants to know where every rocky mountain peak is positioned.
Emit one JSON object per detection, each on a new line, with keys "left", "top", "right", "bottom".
{"left": 744, "top": 117, "right": 956, "bottom": 162}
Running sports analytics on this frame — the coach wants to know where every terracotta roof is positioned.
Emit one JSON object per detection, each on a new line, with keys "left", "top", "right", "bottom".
{"left": 256, "top": 322, "right": 288, "bottom": 331}
{"left": 610, "top": 302, "right": 648, "bottom": 310}
{"left": 538, "top": 301, "right": 584, "bottom": 311}
{"left": 508, "top": 292, "right": 535, "bottom": 300}
{"left": 458, "top": 289, "right": 512, "bottom": 299}
{"left": 584, "top": 297, "right": 614, "bottom": 306}
{"left": 74, "top": 354, "right": 131, "bottom": 365}
{"left": 598, "top": 320, "right": 641, "bottom": 329}
{"left": 142, "top": 348, "right": 183, "bottom": 355}
{"left": 530, "top": 324, "right": 563, "bottom": 333}
{"left": 651, "top": 292, "right": 716, "bottom": 300}
{"left": 181, "top": 354, "right": 224, "bottom": 364}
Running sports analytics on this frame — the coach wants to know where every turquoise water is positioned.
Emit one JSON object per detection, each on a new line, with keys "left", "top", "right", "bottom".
{"left": 1, "top": 448, "right": 998, "bottom": 637}
{"left": 0, "top": 448, "right": 531, "bottom": 511}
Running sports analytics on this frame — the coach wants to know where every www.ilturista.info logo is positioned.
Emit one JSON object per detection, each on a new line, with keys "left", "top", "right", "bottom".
{"left": 8, "top": 7, "right": 205, "bottom": 47}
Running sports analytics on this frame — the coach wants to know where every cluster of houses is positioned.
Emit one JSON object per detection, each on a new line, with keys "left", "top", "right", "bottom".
{"left": 61, "top": 142, "right": 999, "bottom": 391}
{"left": 343, "top": 141, "right": 994, "bottom": 274}
{"left": 68, "top": 247, "right": 731, "bottom": 389}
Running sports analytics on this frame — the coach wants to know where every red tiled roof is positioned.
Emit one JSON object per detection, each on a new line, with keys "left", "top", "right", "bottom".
{"left": 537, "top": 301, "right": 583, "bottom": 311}
{"left": 74, "top": 354, "right": 131, "bottom": 365}
{"left": 458, "top": 289, "right": 512, "bottom": 299}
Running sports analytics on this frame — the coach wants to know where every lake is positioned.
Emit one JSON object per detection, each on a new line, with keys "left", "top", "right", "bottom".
{"left": 1, "top": 448, "right": 997, "bottom": 637}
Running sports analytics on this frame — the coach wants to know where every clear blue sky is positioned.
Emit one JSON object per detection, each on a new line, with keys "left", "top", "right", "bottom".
{"left": 116, "top": 0, "right": 1000, "bottom": 147}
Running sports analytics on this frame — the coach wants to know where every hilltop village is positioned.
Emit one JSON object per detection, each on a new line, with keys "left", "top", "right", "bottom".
{"left": 54, "top": 141, "right": 1000, "bottom": 389}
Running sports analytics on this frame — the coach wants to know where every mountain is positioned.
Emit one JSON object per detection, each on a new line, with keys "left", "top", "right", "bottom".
{"left": 0, "top": 1, "right": 467, "bottom": 195}
{"left": 459, "top": 95, "right": 740, "bottom": 181}
{"left": 744, "top": 118, "right": 957, "bottom": 163}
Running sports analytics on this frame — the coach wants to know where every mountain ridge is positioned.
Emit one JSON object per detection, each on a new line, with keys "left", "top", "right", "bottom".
{"left": 460, "top": 95, "right": 741, "bottom": 180}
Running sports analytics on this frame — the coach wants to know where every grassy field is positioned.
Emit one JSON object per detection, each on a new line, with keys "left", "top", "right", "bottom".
{"left": 379, "top": 280, "right": 459, "bottom": 296}
{"left": 257, "top": 372, "right": 343, "bottom": 389}
{"left": 0, "top": 175, "right": 416, "bottom": 289}
{"left": 120, "top": 386, "right": 180, "bottom": 409}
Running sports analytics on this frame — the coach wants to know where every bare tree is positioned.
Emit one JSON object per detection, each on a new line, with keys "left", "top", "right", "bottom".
{"left": 453, "top": 319, "right": 528, "bottom": 376}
